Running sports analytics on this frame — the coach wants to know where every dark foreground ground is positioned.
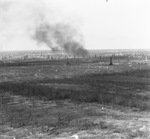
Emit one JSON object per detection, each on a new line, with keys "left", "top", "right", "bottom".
{"left": 0, "top": 59, "right": 150, "bottom": 139}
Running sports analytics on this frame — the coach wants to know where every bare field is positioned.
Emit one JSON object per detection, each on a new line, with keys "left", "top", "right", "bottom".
{"left": 0, "top": 58, "right": 150, "bottom": 139}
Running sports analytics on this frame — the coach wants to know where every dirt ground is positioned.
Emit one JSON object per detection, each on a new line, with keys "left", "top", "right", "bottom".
{"left": 1, "top": 94, "right": 150, "bottom": 139}
{"left": 0, "top": 60, "right": 150, "bottom": 139}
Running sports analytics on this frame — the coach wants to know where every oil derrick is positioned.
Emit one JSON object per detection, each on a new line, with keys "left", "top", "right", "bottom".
{"left": 66, "top": 57, "right": 70, "bottom": 65}
{"left": 109, "top": 56, "right": 113, "bottom": 65}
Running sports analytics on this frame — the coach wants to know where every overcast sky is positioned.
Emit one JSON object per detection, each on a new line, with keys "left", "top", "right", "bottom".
{"left": 0, "top": 0, "right": 149, "bottom": 51}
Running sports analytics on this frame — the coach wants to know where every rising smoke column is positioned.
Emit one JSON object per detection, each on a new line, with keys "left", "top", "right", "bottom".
{"left": 33, "top": 22, "right": 88, "bottom": 57}
{"left": 0, "top": 0, "right": 88, "bottom": 53}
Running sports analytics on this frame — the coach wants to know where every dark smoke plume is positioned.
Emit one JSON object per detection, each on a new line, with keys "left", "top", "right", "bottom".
{"left": 33, "top": 22, "right": 88, "bottom": 57}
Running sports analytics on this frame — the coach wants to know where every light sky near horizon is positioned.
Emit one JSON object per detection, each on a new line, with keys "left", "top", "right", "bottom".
{"left": 0, "top": 0, "right": 150, "bottom": 51}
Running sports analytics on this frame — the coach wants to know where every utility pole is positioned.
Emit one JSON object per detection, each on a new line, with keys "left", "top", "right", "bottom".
{"left": 109, "top": 56, "right": 113, "bottom": 65}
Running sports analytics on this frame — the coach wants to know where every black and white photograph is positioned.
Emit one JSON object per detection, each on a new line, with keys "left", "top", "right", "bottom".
{"left": 0, "top": 0, "right": 150, "bottom": 138}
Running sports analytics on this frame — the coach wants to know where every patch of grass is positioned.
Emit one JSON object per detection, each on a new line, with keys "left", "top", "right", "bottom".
{"left": 0, "top": 82, "right": 149, "bottom": 111}
{"left": 121, "top": 69, "right": 150, "bottom": 78}
{"left": 69, "top": 118, "right": 98, "bottom": 130}
{"left": 0, "top": 68, "right": 150, "bottom": 111}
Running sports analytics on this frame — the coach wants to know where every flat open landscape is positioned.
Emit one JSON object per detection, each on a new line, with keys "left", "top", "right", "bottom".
{"left": 0, "top": 53, "right": 150, "bottom": 139}
{"left": 1, "top": 0, "right": 150, "bottom": 138}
